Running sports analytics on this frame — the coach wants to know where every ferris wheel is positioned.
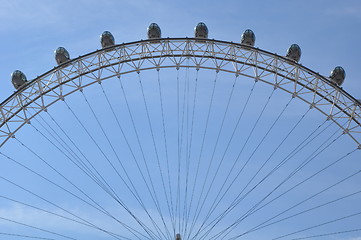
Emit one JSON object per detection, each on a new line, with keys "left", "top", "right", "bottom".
{"left": 0, "top": 22, "right": 360, "bottom": 240}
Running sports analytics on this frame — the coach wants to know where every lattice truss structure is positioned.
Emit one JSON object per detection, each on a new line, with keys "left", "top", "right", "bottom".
{"left": 0, "top": 38, "right": 360, "bottom": 148}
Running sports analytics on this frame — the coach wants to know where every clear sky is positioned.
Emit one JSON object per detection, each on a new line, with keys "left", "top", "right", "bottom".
{"left": 0, "top": 0, "right": 361, "bottom": 240}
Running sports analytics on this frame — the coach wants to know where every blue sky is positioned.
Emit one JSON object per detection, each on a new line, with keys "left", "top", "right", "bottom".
{"left": 0, "top": 0, "right": 361, "bottom": 240}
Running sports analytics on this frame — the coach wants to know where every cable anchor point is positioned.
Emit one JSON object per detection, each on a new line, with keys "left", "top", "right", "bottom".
{"left": 175, "top": 233, "right": 181, "bottom": 240}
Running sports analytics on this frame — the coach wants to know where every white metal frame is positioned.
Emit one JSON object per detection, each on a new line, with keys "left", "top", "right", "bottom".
{"left": 0, "top": 38, "right": 360, "bottom": 148}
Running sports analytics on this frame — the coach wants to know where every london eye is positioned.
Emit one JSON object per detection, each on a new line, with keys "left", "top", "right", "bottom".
{"left": 0, "top": 20, "right": 360, "bottom": 240}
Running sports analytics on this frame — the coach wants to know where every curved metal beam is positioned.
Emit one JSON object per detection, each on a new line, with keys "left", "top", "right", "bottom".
{"left": 0, "top": 38, "right": 360, "bottom": 148}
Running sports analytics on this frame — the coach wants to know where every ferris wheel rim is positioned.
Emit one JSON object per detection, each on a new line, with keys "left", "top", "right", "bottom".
{"left": 0, "top": 38, "right": 360, "bottom": 148}
{"left": 3, "top": 37, "right": 359, "bottom": 104}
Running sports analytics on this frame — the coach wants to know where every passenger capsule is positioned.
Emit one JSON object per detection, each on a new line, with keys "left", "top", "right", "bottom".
{"left": 54, "top": 47, "right": 70, "bottom": 65}
{"left": 194, "top": 22, "right": 208, "bottom": 38}
{"left": 330, "top": 66, "right": 346, "bottom": 86}
{"left": 241, "top": 29, "right": 255, "bottom": 47}
{"left": 100, "top": 31, "right": 115, "bottom": 48}
{"left": 147, "top": 23, "right": 161, "bottom": 39}
{"left": 11, "top": 70, "right": 27, "bottom": 90}
{"left": 286, "top": 44, "right": 301, "bottom": 62}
